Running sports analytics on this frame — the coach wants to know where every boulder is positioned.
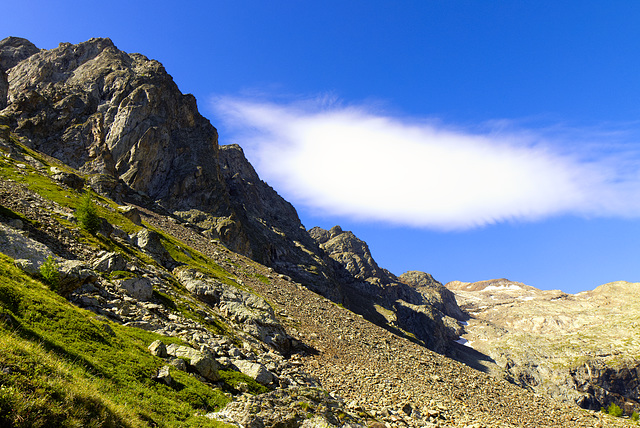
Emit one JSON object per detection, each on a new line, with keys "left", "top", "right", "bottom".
{"left": 170, "top": 357, "right": 187, "bottom": 372}
{"left": 114, "top": 276, "right": 153, "bottom": 301}
{"left": 234, "top": 360, "right": 274, "bottom": 385}
{"left": 50, "top": 167, "right": 84, "bottom": 190}
{"left": 166, "top": 344, "right": 220, "bottom": 381}
{"left": 57, "top": 260, "right": 98, "bottom": 295}
{"left": 133, "top": 229, "right": 176, "bottom": 268}
{"left": 153, "top": 365, "right": 172, "bottom": 386}
{"left": 174, "top": 268, "right": 221, "bottom": 305}
{"left": 91, "top": 252, "right": 127, "bottom": 272}
{"left": 148, "top": 340, "right": 167, "bottom": 358}
{"left": 0, "top": 222, "right": 53, "bottom": 268}
{"left": 118, "top": 205, "right": 142, "bottom": 225}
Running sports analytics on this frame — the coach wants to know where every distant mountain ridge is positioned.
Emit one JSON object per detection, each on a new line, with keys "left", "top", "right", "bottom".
{"left": 446, "top": 278, "right": 640, "bottom": 414}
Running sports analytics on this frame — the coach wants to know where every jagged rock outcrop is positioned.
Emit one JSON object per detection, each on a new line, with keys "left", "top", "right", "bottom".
{"left": 310, "top": 226, "right": 464, "bottom": 354}
{"left": 399, "top": 271, "right": 465, "bottom": 321}
{"left": 175, "top": 267, "right": 290, "bottom": 351}
{"left": 0, "top": 37, "right": 40, "bottom": 110}
{"left": 216, "top": 144, "right": 344, "bottom": 301}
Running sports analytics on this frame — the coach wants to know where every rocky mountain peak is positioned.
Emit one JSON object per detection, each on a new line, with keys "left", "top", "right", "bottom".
{"left": 399, "top": 271, "right": 465, "bottom": 321}
{"left": 309, "top": 225, "right": 387, "bottom": 281}
{"left": 2, "top": 37, "right": 240, "bottom": 242}
{"left": 0, "top": 36, "right": 40, "bottom": 109}
{"left": 0, "top": 36, "right": 40, "bottom": 71}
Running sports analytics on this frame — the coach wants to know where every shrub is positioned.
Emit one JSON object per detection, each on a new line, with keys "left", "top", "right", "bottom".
{"left": 631, "top": 411, "right": 639, "bottom": 421}
{"left": 76, "top": 193, "right": 100, "bottom": 234}
{"left": 607, "top": 403, "right": 623, "bottom": 417}
{"left": 39, "top": 256, "right": 59, "bottom": 289}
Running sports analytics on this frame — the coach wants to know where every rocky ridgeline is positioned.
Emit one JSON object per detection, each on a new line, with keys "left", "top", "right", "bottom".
{"left": 0, "top": 36, "right": 635, "bottom": 427}
{"left": 310, "top": 225, "right": 465, "bottom": 354}
{"left": 447, "top": 278, "right": 640, "bottom": 416}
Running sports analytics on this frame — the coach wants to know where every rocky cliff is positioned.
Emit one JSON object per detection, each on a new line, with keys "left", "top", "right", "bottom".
{"left": 0, "top": 36, "right": 248, "bottom": 246}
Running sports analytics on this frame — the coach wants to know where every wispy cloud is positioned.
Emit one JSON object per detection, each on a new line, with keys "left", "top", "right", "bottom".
{"left": 211, "top": 95, "right": 640, "bottom": 230}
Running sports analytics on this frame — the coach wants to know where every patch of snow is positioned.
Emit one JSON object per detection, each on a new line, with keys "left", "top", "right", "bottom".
{"left": 459, "top": 321, "right": 469, "bottom": 326}
{"left": 454, "top": 337, "right": 473, "bottom": 347}
{"left": 519, "top": 296, "right": 535, "bottom": 301}
{"left": 483, "top": 284, "right": 522, "bottom": 292}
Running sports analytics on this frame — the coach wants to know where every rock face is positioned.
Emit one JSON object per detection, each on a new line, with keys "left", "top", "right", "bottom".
{"left": 0, "top": 36, "right": 250, "bottom": 248}
{"left": 310, "top": 226, "right": 464, "bottom": 354}
{"left": 447, "top": 278, "right": 640, "bottom": 414}
{"left": 216, "top": 144, "right": 343, "bottom": 300}
{"left": 399, "top": 271, "right": 465, "bottom": 321}
{"left": 0, "top": 37, "right": 40, "bottom": 110}
{"left": 4, "top": 38, "right": 226, "bottom": 211}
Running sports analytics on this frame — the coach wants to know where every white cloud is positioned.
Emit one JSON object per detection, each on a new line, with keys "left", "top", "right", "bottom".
{"left": 211, "top": 96, "right": 640, "bottom": 230}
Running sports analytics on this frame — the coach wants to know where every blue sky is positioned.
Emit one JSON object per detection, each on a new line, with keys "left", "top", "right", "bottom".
{"left": 4, "top": 1, "right": 640, "bottom": 293}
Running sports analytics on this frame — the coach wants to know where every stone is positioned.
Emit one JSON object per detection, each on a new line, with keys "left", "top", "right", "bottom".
{"left": 0, "top": 222, "right": 53, "bottom": 268}
{"left": 148, "top": 340, "right": 167, "bottom": 358}
{"left": 208, "top": 387, "right": 366, "bottom": 427}
{"left": 234, "top": 360, "right": 274, "bottom": 385}
{"left": 14, "top": 259, "right": 39, "bottom": 276}
{"left": 175, "top": 267, "right": 290, "bottom": 351}
{"left": 50, "top": 170, "right": 84, "bottom": 190}
{"left": 91, "top": 252, "right": 127, "bottom": 272}
{"left": 118, "top": 205, "right": 141, "bottom": 225}
{"left": 170, "top": 357, "right": 187, "bottom": 372}
{"left": 153, "top": 365, "right": 172, "bottom": 386}
{"left": 115, "top": 277, "right": 153, "bottom": 301}
{"left": 166, "top": 344, "right": 220, "bottom": 381}
{"left": 57, "top": 260, "right": 99, "bottom": 295}
{"left": 133, "top": 229, "right": 176, "bottom": 268}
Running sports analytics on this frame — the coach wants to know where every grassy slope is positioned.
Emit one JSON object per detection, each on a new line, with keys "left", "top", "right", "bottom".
{"left": 0, "top": 253, "right": 232, "bottom": 427}
{"left": 0, "top": 132, "right": 265, "bottom": 426}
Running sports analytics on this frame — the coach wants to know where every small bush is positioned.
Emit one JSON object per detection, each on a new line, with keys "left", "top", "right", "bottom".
{"left": 632, "top": 411, "right": 639, "bottom": 421}
{"left": 76, "top": 193, "right": 100, "bottom": 235}
{"left": 606, "top": 403, "right": 623, "bottom": 417}
{"left": 39, "top": 256, "right": 60, "bottom": 289}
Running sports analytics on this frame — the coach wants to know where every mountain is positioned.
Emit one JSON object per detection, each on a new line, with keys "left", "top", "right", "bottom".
{"left": 447, "top": 278, "right": 640, "bottom": 415}
{"left": 0, "top": 36, "right": 633, "bottom": 427}
{"left": 0, "top": 35, "right": 466, "bottom": 357}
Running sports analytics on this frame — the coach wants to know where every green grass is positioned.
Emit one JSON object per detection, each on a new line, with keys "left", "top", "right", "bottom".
{"left": 218, "top": 370, "right": 269, "bottom": 395}
{"left": 252, "top": 273, "right": 270, "bottom": 285}
{"left": 0, "top": 253, "right": 232, "bottom": 427}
